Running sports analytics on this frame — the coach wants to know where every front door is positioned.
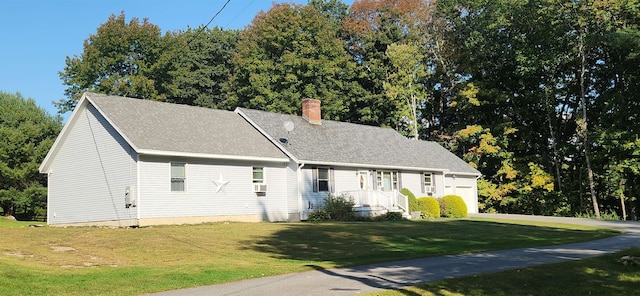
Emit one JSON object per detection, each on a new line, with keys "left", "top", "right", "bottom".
{"left": 358, "top": 171, "right": 370, "bottom": 190}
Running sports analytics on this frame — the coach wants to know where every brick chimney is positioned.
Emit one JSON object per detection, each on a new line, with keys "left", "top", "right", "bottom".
{"left": 302, "top": 98, "right": 322, "bottom": 125}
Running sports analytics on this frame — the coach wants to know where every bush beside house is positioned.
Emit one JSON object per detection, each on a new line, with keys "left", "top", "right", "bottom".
{"left": 439, "top": 195, "right": 468, "bottom": 218}
{"left": 401, "top": 187, "right": 419, "bottom": 213}
{"left": 417, "top": 197, "right": 440, "bottom": 218}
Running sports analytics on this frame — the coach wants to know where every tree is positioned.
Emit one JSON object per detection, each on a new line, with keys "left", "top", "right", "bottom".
{"left": 309, "top": 0, "right": 350, "bottom": 27}
{"left": 228, "top": 3, "right": 363, "bottom": 121}
{"left": 384, "top": 43, "right": 430, "bottom": 138}
{"left": 58, "top": 12, "right": 167, "bottom": 113}
{"left": 342, "top": 0, "right": 433, "bottom": 128}
{"left": 0, "top": 92, "right": 62, "bottom": 219}
{"left": 163, "top": 27, "right": 239, "bottom": 109}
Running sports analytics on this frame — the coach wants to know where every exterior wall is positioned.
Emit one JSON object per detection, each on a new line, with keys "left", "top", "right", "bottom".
{"left": 300, "top": 167, "right": 455, "bottom": 218}
{"left": 286, "top": 162, "right": 301, "bottom": 221}
{"left": 299, "top": 167, "right": 479, "bottom": 217}
{"left": 46, "top": 104, "right": 137, "bottom": 226}
{"left": 444, "top": 175, "right": 479, "bottom": 213}
{"left": 400, "top": 172, "right": 422, "bottom": 196}
{"left": 138, "top": 156, "right": 289, "bottom": 222}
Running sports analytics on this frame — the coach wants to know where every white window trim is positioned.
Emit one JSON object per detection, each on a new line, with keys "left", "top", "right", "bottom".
{"left": 171, "top": 162, "right": 187, "bottom": 193}
{"left": 423, "top": 172, "right": 434, "bottom": 195}
{"left": 317, "top": 167, "right": 330, "bottom": 192}
{"left": 252, "top": 166, "right": 265, "bottom": 184}
{"left": 377, "top": 171, "right": 399, "bottom": 192}
{"left": 358, "top": 170, "right": 369, "bottom": 190}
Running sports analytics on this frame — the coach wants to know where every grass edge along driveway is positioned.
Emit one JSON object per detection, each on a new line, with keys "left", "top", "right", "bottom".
{"left": 0, "top": 217, "right": 619, "bottom": 296}
{"left": 369, "top": 247, "right": 640, "bottom": 296}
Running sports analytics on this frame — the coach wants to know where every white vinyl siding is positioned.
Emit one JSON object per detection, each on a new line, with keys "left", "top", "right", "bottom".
{"left": 138, "top": 156, "right": 289, "bottom": 221}
{"left": 300, "top": 167, "right": 478, "bottom": 216}
{"left": 46, "top": 103, "right": 137, "bottom": 225}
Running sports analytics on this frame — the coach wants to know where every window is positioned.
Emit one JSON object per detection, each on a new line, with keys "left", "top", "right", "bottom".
{"left": 252, "top": 167, "right": 264, "bottom": 183}
{"left": 422, "top": 172, "right": 434, "bottom": 195}
{"left": 312, "top": 167, "right": 334, "bottom": 192}
{"left": 171, "top": 162, "right": 186, "bottom": 192}
{"left": 376, "top": 171, "right": 400, "bottom": 192}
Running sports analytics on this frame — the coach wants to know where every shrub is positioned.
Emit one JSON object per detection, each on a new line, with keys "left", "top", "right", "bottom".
{"left": 322, "top": 194, "right": 355, "bottom": 221}
{"left": 382, "top": 211, "right": 404, "bottom": 221}
{"left": 401, "top": 188, "right": 418, "bottom": 212}
{"left": 307, "top": 210, "right": 331, "bottom": 221}
{"left": 417, "top": 197, "right": 440, "bottom": 218}
{"left": 439, "top": 195, "right": 468, "bottom": 218}
{"left": 367, "top": 211, "right": 405, "bottom": 222}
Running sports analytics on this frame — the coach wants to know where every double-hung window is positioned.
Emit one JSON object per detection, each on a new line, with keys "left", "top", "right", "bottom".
{"left": 312, "top": 167, "right": 334, "bottom": 192}
{"left": 171, "top": 162, "right": 186, "bottom": 192}
{"left": 422, "top": 172, "right": 434, "bottom": 195}
{"left": 252, "top": 167, "right": 264, "bottom": 184}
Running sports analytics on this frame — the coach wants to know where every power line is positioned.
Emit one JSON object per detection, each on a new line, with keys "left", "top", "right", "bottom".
{"left": 187, "top": 0, "right": 232, "bottom": 46}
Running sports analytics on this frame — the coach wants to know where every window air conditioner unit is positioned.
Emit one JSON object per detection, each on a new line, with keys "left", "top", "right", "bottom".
{"left": 425, "top": 186, "right": 434, "bottom": 194}
{"left": 253, "top": 183, "right": 267, "bottom": 193}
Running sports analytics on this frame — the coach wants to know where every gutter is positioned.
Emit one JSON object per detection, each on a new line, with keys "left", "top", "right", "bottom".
{"left": 136, "top": 149, "right": 289, "bottom": 163}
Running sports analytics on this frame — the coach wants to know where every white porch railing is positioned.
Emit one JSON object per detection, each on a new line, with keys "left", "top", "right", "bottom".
{"left": 339, "top": 190, "right": 409, "bottom": 214}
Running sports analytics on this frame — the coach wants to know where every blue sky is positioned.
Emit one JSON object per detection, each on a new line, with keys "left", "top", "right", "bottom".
{"left": 0, "top": 0, "right": 315, "bottom": 121}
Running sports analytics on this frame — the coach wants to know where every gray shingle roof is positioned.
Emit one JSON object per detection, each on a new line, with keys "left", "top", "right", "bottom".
{"left": 85, "top": 93, "right": 287, "bottom": 160}
{"left": 237, "top": 108, "right": 480, "bottom": 174}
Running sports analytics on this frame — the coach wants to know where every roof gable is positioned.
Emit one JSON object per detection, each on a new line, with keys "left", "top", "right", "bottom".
{"left": 42, "top": 93, "right": 288, "bottom": 169}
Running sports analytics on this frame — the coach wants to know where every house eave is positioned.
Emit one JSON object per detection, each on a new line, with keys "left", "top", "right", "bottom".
{"left": 295, "top": 159, "right": 464, "bottom": 173}
{"left": 137, "top": 149, "right": 290, "bottom": 163}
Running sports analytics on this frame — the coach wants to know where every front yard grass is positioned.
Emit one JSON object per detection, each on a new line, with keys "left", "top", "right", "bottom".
{"left": 372, "top": 248, "right": 640, "bottom": 296}
{"left": 0, "top": 217, "right": 618, "bottom": 295}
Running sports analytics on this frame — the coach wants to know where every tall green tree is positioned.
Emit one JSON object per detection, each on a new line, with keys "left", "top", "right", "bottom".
{"left": 342, "top": 0, "right": 432, "bottom": 127}
{"left": 163, "top": 27, "right": 239, "bottom": 108}
{"left": 228, "top": 3, "right": 362, "bottom": 121}
{"left": 384, "top": 43, "right": 430, "bottom": 138}
{"left": 434, "top": 0, "right": 640, "bottom": 217}
{"left": 0, "top": 92, "right": 62, "bottom": 219}
{"left": 58, "top": 12, "right": 168, "bottom": 113}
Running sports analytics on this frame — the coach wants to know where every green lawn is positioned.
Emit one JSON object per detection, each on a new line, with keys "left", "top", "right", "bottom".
{"left": 371, "top": 248, "right": 640, "bottom": 296}
{"left": 0, "top": 217, "right": 618, "bottom": 295}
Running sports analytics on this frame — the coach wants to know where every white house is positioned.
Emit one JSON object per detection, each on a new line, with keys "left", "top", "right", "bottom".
{"left": 237, "top": 99, "right": 481, "bottom": 220}
{"left": 40, "top": 93, "right": 480, "bottom": 226}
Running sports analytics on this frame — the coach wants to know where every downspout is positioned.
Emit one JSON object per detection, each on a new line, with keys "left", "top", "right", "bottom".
{"left": 297, "top": 162, "right": 305, "bottom": 220}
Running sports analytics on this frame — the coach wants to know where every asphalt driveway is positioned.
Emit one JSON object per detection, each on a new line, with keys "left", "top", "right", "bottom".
{"left": 146, "top": 214, "right": 640, "bottom": 296}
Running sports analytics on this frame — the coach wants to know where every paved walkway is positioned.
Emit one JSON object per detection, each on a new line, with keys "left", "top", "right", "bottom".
{"left": 147, "top": 214, "right": 640, "bottom": 296}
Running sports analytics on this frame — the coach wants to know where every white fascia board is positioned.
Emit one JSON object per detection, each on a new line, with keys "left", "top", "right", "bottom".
{"left": 137, "top": 149, "right": 290, "bottom": 163}
{"left": 234, "top": 108, "right": 301, "bottom": 163}
{"left": 443, "top": 171, "right": 482, "bottom": 177}
{"left": 40, "top": 93, "right": 94, "bottom": 173}
{"left": 297, "top": 159, "right": 450, "bottom": 172}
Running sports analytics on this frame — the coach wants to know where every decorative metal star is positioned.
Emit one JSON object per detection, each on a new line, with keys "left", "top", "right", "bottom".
{"left": 212, "top": 174, "right": 229, "bottom": 194}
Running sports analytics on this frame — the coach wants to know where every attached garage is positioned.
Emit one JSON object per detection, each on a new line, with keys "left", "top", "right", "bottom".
{"left": 444, "top": 174, "right": 479, "bottom": 214}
